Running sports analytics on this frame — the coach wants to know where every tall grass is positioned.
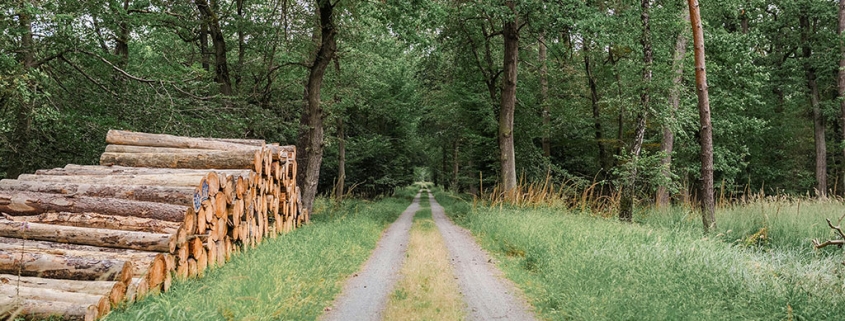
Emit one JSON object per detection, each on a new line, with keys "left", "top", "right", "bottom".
{"left": 104, "top": 195, "right": 411, "bottom": 321}
{"left": 435, "top": 189, "right": 845, "bottom": 320}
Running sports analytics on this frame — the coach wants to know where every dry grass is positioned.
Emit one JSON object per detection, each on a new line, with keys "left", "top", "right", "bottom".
{"left": 382, "top": 208, "right": 466, "bottom": 321}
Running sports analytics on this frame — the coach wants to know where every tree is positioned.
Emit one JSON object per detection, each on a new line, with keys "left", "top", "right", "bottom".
{"left": 499, "top": 0, "right": 519, "bottom": 194}
{"left": 619, "top": 0, "right": 653, "bottom": 222}
{"left": 195, "top": 0, "right": 232, "bottom": 95}
{"left": 656, "top": 11, "right": 690, "bottom": 208}
{"left": 297, "top": 0, "right": 338, "bottom": 217}
{"left": 689, "top": 0, "right": 715, "bottom": 231}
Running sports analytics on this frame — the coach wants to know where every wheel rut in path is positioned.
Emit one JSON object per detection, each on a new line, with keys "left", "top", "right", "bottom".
{"left": 320, "top": 192, "right": 421, "bottom": 321}
{"left": 428, "top": 193, "right": 537, "bottom": 321}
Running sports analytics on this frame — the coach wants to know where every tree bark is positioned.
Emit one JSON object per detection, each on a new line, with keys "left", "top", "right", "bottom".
{"left": 452, "top": 140, "right": 460, "bottom": 191}
{"left": 620, "top": 0, "right": 653, "bottom": 222}
{"left": 195, "top": 0, "right": 232, "bottom": 95}
{"left": 584, "top": 45, "right": 608, "bottom": 172}
{"left": 297, "top": 0, "right": 337, "bottom": 216}
{"left": 235, "top": 0, "right": 245, "bottom": 88}
{"left": 0, "top": 249, "right": 133, "bottom": 281}
{"left": 5, "top": 212, "right": 179, "bottom": 234}
{"left": 657, "top": 11, "right": 690, "bottom": 208}
{"left": 800, "top": 12, "right": 827, "bottom": 198}
{"left": 100, "top": 151, "right": 257, "bottom": 169}
{"left": 0, "top": 274, "right": 125, "bottom": 306}
{"left": 114, "top": 0, "right": 131, "bottom": 67}
{"left": 0, "top": 218, "right": 173, "bottom": 252}
{"left": 689, "top": 0, "right": 716, "bottom": 231}
{"left": 16, "top": 173, "right": 205, "bottom": 188}
{"left": 0, "top": 179, "right": 195, "bottom": 206}
{"left": 335, "top": 117, "right": 345, "bottom": 201}
{"left": 0, "top": 243, "right": 158, "bottom": 277}
{"left": 0, "top": 297, "right": 99, "bottom": 321}
{"left": 499, "top": 0, "right": 519, "bottom": 195}
{"left": 0, "top": 191, "right": 188, "bottom": 222}
{"left": 106, "top": 130, "right": 264, "bottom": 152}
{"left": 200, "top": 18, "right": 210, "bottom": 71}
{"left": 539, "top": 32, "right": 550, "bottom": 157}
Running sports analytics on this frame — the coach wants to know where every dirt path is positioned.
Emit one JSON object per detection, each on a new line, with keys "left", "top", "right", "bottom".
{"left": 319, "top": 192, "right": 421, "bottom": 321}
{"left": 429, "top": 193, "right": 537, "bottom": 321}
{"left": 321, "top": 191, "right": 535, "bottom": 320}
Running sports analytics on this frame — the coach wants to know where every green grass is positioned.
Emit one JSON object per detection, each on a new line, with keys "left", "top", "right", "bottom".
{"left": 104, "top": 195, "right": 412, "bottom": 321}
{"left": 434, "top": 189, "right": 845, "bottom": 320}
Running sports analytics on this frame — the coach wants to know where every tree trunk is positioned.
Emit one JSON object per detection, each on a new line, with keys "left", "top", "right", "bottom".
{"left": 689, "top": 0, "right": 716, "bottom": 231}
{"left": 0, "top": 191, "right": 188, "bottom": 222}
{"left": 584, "top": 43, "right": 608, "bottom": 172}
{"left": 200, "top": 18, "right": 210, "bottom": 71}
{"left": 0, "top": 243, "right": 158, "bottom": 277}
{"left": 0, "top": 274, "right": 124, "bottom": 304}
{"left": 452, "top": 140, "right": 460, "bottom": 191}
{"left": 297, "top": 0, "right": 337, "bottom": 217}
{"left": 620, "top": 0, "right": 653, "bottom": 222}
{"left": 235, "top": 0, "right": 245, "bottom": 88}
{"left": 114, "top": 0, "right": 130, "bottom": 67}
{"left": 539, "top": 32, "right": 551, "bottom": 158}
{"left": 335, "top": 117, "right": 345, "bottom": 201}
{"left": 839, "top": 0, "right": 845, "bottom": 197}
{"left": 657, "top": 12, "right": 690, "bottom": 208}
{"left": 195, "top": 0, "right": 232, "bottom": 95}
{"left": 107, "top": 130, "right": 261, "bottom": 151}
{"left": 42, "top": 164, "right": 250, "bottom": 176}
{"left": 801, "top": 12, "right": 827, "bottom": 198}
{"left": 498, "top": 0, "right": 519, "bottom": 195}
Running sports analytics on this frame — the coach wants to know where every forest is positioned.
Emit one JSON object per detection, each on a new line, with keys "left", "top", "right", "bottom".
{"left": 1, "top": 0, "right": 844, "bottom": 220}
{"left": 8, "top": 1, "right": 845, "bottom": 320}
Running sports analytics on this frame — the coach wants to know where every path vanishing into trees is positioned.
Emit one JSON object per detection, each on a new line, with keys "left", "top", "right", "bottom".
{"left": 320, "top": 191, "right": 536, "bottom": 321}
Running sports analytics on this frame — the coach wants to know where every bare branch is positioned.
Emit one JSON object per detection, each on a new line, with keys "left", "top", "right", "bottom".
{"left": 59, "top": 56, "right": 120, "bottom": 98}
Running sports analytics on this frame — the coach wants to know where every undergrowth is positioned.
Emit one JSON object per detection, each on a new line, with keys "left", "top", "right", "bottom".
{"left": 435, "top": 188, "right": 845, "bottom": 320}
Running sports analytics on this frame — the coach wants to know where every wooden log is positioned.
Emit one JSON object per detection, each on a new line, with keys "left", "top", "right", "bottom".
{"left": 0, "top": 179, "right": 195, "bottom": 206}
{"left": 0, "top": 249, "right": 132, "bottom": 281}
{"left": 0, "top": 218, "right": 173, "bottom": 252}
{"left": 42, "top": 165, "right": 250, "bottom": 177}
{"left": 0, "top": 243, "right": 158, "bottom": 277}
{"left": 100, "top": 151, "right": 258, "bottom": 169}
{"left": 17, "top": 173, "right": 204, "bottom": 188}
{"left": 0, "top": 297, "right": 98, "bottom": 321}
{"left": 187, "top": 259, "right": 197, "bottom": 278}
{"left": 0, "top": 191, "right": 189, "bottom": 222}
{"left": 5, "top": 212, "right": 180, "bottom": 234}
{"left": 0, "top": 274, "right": 120, "bottom": 297}
{"left": 0, "top": 284, "right": 108, "bottom": 309}
{"left": 106, "top": 130, "right": 262, "bottom": 152}
{"left": 198, "top": 137, "right": 266, "bottom": 146}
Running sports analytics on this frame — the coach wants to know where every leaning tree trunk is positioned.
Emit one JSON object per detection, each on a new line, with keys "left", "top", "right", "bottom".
{"left": 619, "top": 0, "right": 652, "bottom": 222}
{"left": 297, "top": 0, "right": 337, "bottom": 217}
{"left": 839, "top": 0, "right": 845, "bottom": 196}
{"left": 195, "top": 0, "right": 232, "bottom": 95}
{"left": 689, "top": 0, "right": 716, "bottom": 231}
{"left": 801, "top": 12, "right": 827, "bottom": 199}
{"left": 498, "top": 0, "right": 519, "bottom": 196}
{"left": 539, "top": 32, "right": 551, "bottom": 158}
{"left": 656, "top": 11, "right": 690, "bottom": 208}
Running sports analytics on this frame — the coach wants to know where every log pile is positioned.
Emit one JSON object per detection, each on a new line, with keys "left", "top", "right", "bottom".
{"left": 0, "top": 130, "right": 301, "bottom": 320}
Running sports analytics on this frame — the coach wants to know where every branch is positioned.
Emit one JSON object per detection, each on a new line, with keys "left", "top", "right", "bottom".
{"left": 59, "top": 56, "right": 120, "bottom": 98}
{"left": 78, "top": 50, "right": 157, "bottom": 83}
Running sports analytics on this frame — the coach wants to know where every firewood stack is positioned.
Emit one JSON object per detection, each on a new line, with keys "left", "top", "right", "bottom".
{"left": 0, "top": 130, "right": 301, "bottom": 320}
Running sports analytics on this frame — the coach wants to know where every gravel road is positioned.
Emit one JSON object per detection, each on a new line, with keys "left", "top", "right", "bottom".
{"left": 429, "top": 192, "right": 537, "bottom": 321}
{"left": 319, "top": 192, "right": 421, "bottom": 321}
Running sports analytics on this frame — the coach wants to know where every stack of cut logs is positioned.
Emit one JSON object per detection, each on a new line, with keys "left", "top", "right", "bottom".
{"left": 0, "top": 130, "right": 301, "bottom": 320}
